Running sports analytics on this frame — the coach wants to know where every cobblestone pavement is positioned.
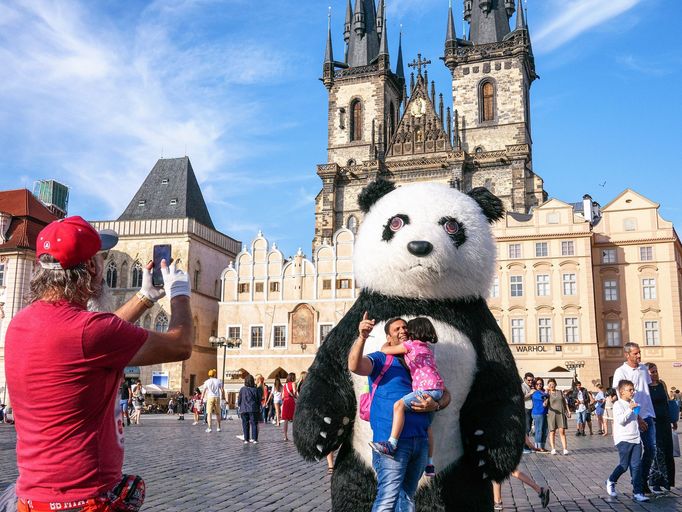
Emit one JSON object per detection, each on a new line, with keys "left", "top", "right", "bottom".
{"left": 1, "top": 416, "right": 681, "bottom": 511}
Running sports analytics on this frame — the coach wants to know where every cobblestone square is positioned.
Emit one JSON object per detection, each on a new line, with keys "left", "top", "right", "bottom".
{"left": 1, "top": 416, "right": 681, "bottom": 511}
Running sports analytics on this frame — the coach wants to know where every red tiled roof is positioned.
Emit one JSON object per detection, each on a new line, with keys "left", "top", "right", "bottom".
{"left": 0, "top": 189, "right": 59, "bottom": 251}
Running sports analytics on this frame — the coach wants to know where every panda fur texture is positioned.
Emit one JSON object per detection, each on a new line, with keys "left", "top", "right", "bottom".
{"left": 294, "top": 180, "right": 524, "bottom": 512}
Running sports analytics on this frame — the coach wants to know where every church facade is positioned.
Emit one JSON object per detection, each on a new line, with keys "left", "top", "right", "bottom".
{"left": 216, "top": 1, "right": 682, "bottom": 390}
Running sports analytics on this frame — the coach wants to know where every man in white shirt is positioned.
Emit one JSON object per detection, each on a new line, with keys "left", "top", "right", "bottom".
{"left": 612, "top": 342, "right": 656, "bottom": 494}
{"left": 521, "top": 373, "right": 535, "bottom": 450}
{"left": 201, "top": 369, "right": 226, "bottom": 433}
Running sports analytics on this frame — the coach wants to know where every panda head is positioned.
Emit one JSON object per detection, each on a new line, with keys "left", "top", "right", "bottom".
{"left": 354, "top": 179, "right": 504, "bottom": 301}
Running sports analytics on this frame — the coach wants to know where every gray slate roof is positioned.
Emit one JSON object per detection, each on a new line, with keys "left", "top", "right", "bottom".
{"left": 469, "top": 0, "right": 511, "bottom": 45}
{"left": 118, "top": 157, "right": 215, "bottom": 229}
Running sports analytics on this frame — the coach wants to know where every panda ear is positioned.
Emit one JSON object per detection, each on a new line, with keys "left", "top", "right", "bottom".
{"left": 468, "top": 187, "right": 505, "bottom": 224}
{"left": 358, "top": 179, "right": 396, "bottom": 213}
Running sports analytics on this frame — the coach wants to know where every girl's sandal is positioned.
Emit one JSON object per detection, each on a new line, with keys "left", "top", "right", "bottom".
{"left": 493, "top": 502, "right": 503, "bottom": 511}
{"left": 327, "top": 467, "right": 334, "bottom": 475}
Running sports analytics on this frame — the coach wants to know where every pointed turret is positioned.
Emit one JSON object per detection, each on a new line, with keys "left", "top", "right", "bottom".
{"left": 322, "top": 8, "right": 335, "bottom": 90}
{"left": 344, "top": 0, "right": 352, "bottom": 44}
{"left": 515, "top": 0, "right": 526, "bottom": 31}
{"left": 376, "top": 0, "right": 385, "bottom": 37}
{"left": 396, "top": 29, "right": 405, "bottom": 80}
{"left": 469, "top": 0, "right": 511, "bottom": 44}
{"left": 446, "top": 0, "right": 457, "bottom": 44}
{"left": 353, "top": 0, "right": 365, "bottom": 35}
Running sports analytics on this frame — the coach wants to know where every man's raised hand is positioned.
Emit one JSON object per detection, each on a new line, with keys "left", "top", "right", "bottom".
{"left": 358, "top": 311, "right": 375, "bottom": 340}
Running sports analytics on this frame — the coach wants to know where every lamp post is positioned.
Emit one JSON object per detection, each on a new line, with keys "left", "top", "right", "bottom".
{"left": 209, "top": 336, "right": 242, "bottom": 383}
{"left": 565, "top": 360, "right": 586, "bottom": 384}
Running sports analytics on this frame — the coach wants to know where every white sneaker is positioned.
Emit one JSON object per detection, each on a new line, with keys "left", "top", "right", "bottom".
{"left": 236, "top": 434, "right": 244, "bottom": 440}
{"left": 605, "top": 480, "right": 616, "bottom": 497}
{"left": 550, "top": 449, "right": 557, "bottom": 455}
{"left": 633, "top": 493, "right": 649, "bottom": 502}
{"left": 192, "top": 421, "right": 198, "bottom": 426}
{"left": 217, "top": 428, "right": 221, "bottom": 432}
{"left": 205, "top": 428, "right": 212, "bottom": 433}
{"left": 249, "top": 439, "right": 258, "bottom": 444}
{"left": 563, "top": 449, "right": 570, "bottom": 455}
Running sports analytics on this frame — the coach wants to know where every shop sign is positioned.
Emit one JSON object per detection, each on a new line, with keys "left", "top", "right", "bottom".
{"left": 672, "top": 362, "right": 682, "bottom": 368}
{"left": 514, "top": 345, "right": 549, "bottom": 353}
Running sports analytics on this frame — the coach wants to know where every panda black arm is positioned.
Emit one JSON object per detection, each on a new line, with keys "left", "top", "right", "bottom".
{"left": 459, "top": 302, "right": 525, "bottom": 482}
{"left": 293, "top": 297, "right": 370, "bottom": 461}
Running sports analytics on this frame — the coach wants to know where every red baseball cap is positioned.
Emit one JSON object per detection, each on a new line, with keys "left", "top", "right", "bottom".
{"left": 37, "top": 216, "right": 118, "bottom": 270}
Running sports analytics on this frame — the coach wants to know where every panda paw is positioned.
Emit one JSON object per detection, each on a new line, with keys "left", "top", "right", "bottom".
{"left": 467, "top": 429, "right": 489, "bottom": 480}
{"left": 296, "top": 411, "right": 352, "bottom": 460}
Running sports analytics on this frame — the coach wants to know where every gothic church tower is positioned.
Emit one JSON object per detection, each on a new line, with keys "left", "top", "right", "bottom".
{"left": 444, "top": 0, "right": 546, "bottom": 212}
{"left": 315, "top": 0, "right": 404, "bottom": 247}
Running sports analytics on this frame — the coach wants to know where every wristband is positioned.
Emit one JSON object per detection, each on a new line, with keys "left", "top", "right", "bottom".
{"left": 136, "top": 292, "right": 154, "bottom": 309}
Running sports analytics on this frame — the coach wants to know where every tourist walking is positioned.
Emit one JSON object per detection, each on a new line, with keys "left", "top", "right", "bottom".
{"left": 176, "top": 391, "right": 186, "bottom": 421}
{"left": 201, "top": 369, "right": 225, "bottom": 433}
{"left": 255, "top": 374, "right": 269, "bottom": 423}
{"left": 572, "top": 381, "right": 594, "bottom": 436}
{"left": 647, "top": 363, "right": 676, "bottom": 492}
{"left": 604, "top": 388, "right": 616, "bottom": 433}
{"left": 531, "top": 378, "right": 549, "bottom": 452}
{"left": 521, "top": 373, "right": 536, "bottom": 453}
{"left": 546, "top": 378, "right": 570, "bottom": 455}
{"left": 281, "top": 372, "right": 298, "bottom": 441}
{"left": 270, "top": 377, "right": 283, "bottom": 426}
{"left": 605, "top": 379, "right": 649, "bottom": 502}
{"left": 131, "top": 379, "right": 144, "bottom": 425}
{"left": 119, "top": 378, "right": 132, "bottom": 427}
{"left": 190, "top": 387, "right": 202, "bottom": 425}
{"left": 237, "top": 375, "right": 262, "bottom": 443}
{"left": 613, "top": 342, "right": 657, "bottom": 494}
{"left": 594, "top": 384, "right": 607, "bottom": 435}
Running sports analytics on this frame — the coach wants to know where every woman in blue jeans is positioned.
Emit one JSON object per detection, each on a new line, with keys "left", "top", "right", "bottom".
{"left": 531, "top": 378, "right": 549, "bottom": 452}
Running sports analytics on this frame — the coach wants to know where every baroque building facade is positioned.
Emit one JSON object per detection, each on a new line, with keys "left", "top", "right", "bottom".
{"left": 216, "top": 1, "right": 682, "bottom": 390}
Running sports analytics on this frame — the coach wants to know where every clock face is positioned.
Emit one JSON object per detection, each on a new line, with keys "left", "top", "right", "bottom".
{"left": 410, "top": 97, "right": 426, "bottom": 118}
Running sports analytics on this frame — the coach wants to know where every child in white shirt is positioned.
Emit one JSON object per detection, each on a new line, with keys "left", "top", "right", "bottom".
{"left": 605, "top": 380, "right": 649, "bottom": 502}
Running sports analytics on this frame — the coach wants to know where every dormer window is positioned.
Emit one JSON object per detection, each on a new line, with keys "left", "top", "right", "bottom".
{"left": 161, "top": 178, "right": 169, "bottom": 185}
{"left": 138, "top": 200, "right": 146, "bottom": 207}
{"left": 170, "top": 198, "right": 178, "bottom": 205}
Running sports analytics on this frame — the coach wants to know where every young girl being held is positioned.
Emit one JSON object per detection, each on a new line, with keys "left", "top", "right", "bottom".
{"left": 369, "top": 317, "right": 444, "bottom": 477}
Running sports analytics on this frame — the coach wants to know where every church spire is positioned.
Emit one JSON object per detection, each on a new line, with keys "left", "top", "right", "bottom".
{"left": 324, "top": 8, "right": 334, "bottom": 64}
{"left": 376, "top": 0, "right": 385, "bottom": 37}
{"left": 515, "top": 0, "right": 526, "bottom": 30}
{"left": 469, "top": 0, "right": 512, "bottom": 44}
{"left": 446, "top": 0, "right": 456, "bottom": 43}
{"left": 344, "top": 0, "right": 352, "bottom": 44}
{"left": 396, "top": 28, "right": 405, "bottom": 80}
{"left": 353, "top": 0, "right": 365, "bottom": 35}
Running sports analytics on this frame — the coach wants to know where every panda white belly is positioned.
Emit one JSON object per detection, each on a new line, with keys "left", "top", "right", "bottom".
{"left": 351, "top": 317, "right": 478, "bottom": 480}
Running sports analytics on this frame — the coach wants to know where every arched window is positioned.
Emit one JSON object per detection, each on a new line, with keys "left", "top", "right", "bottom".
{"left": 119, "top": 261, "right": 128, "bottom": 288}
{"left": 481, "top": 81, "right": 495, "bottom": 122}
{"left": 350, "top": 100, "right": 362, "bottom": 141}
{"left": 105, "top": 261, "right": 117, "bottom": 288}
{"left": 155, "top": 312, "right": 169, "bottom": 332}
{"left": 389, "top": 103, "right": 396, "bottom": 137}
{"left": 131, "top": 262, "right": 143, "bottom": 288}
{"left": 143, "top": 315, "right": 151, "bottom": 329}
{"left": 193, "top": 261, "right": 201, "bottom": 291}
{"left": 347, "top": 215, "right": 358, "bottom": 234}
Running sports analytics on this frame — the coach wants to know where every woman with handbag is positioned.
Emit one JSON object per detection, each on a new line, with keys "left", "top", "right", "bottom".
{"left": 281, "top": 372, "right": 297, "bottom": 441}
{"left": 131, "top": 379, "right": 144, "bottom": 425}
{"left": 531, "top": 378, "right": 549, "bottom": 452}
{"left": 647, "top": 363, "right": 677, "bottom": 492}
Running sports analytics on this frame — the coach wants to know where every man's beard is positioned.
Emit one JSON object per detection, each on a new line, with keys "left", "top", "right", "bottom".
{"left": 88, "top": 280, "right": 114, "bottom": 312}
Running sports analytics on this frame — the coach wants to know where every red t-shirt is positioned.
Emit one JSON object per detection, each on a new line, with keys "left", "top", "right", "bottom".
{"left": 5, "top": 300, "right": 148, "bottom": 502}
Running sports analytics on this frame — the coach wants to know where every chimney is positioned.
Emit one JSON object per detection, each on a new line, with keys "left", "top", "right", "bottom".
{"left": 582, "top": 194, "right": 593, "bottom": 224}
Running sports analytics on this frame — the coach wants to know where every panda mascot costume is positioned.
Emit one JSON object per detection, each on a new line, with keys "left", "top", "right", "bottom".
{"left": 294, "top": 179, "right": 524, "bottom": 511}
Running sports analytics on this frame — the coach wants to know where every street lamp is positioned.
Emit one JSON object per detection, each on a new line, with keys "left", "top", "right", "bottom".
{"left": 209, "top": 336, "right": 242, "bottom": 383}
{"left": 565, "top": 360, "right": 586, "bottom": 384}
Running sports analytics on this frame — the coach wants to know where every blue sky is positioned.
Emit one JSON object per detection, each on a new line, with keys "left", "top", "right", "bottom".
{"left": 0, "top": 0, "right": 680, "bottom": 257}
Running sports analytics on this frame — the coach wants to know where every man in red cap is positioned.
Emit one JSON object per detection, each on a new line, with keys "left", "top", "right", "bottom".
{"left": 4, "top": 216, "right": 194, "bottom": 512}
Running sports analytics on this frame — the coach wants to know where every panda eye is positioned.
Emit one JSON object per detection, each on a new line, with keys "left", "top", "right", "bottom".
{"left": 443, "top": 220, "right": 460, "bottom": 235}
{"left": 389, "top": 216, "right": 405, "bottom": 232}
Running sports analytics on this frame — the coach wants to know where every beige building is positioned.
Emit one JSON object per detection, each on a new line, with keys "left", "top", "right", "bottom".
{"left": 218, "top": 229, "right": 356, "bottom": 400}
{"left": 91, "top": 157, "right": 241, "bottom": 395}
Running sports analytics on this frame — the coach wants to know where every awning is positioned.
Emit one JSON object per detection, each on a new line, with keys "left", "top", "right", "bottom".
{"left": 143, "top": 384, "right": 173, "bottom": 395}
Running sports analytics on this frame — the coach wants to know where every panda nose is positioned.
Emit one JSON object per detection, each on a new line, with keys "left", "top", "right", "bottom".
{"left": 407, "top": 241, "right": 433, "bottom": 257}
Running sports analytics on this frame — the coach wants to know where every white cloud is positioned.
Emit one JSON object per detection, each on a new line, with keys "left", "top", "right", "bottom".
{"left": 0, "top": 0, "right": 296, "bottom": 218}
{"left": 533, "top": 0, "right": 642, "bottom": 54}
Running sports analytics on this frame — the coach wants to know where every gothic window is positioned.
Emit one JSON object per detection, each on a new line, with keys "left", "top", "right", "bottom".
{"left": 339, "top": 108, "right": 346, "bottom": 129}
{"left": 193, "top": 261, "right": 201, "bottom": 291}
{"left": 105, "top": 261, "right": 117, "bottom": 288}
{"left": 389, "top": 103, "right": 396, "bottom": 137}
{"left": 143, "top": 315, "right": 151, "bottom": 329}
{"left": 480, "top": 81, "right": 495, "bottom": 122}
{"left": 350, "top": 100, "right": 362, "bottom": 141}
{"left": 119, "top": 261, "right": 128, "bottom": 288}
{"left": 131, "top": 262, "right": 143, "bottom": 288}
{"left": 347, "top": 215, "right": 358, "bottom": 234}
{"left": 155, "top": 312, "right": 169, "bottom": 332}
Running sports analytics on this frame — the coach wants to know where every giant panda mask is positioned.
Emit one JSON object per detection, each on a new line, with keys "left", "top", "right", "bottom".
{"left": 354, "top": 180, "right": 504, "bottom": 301}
